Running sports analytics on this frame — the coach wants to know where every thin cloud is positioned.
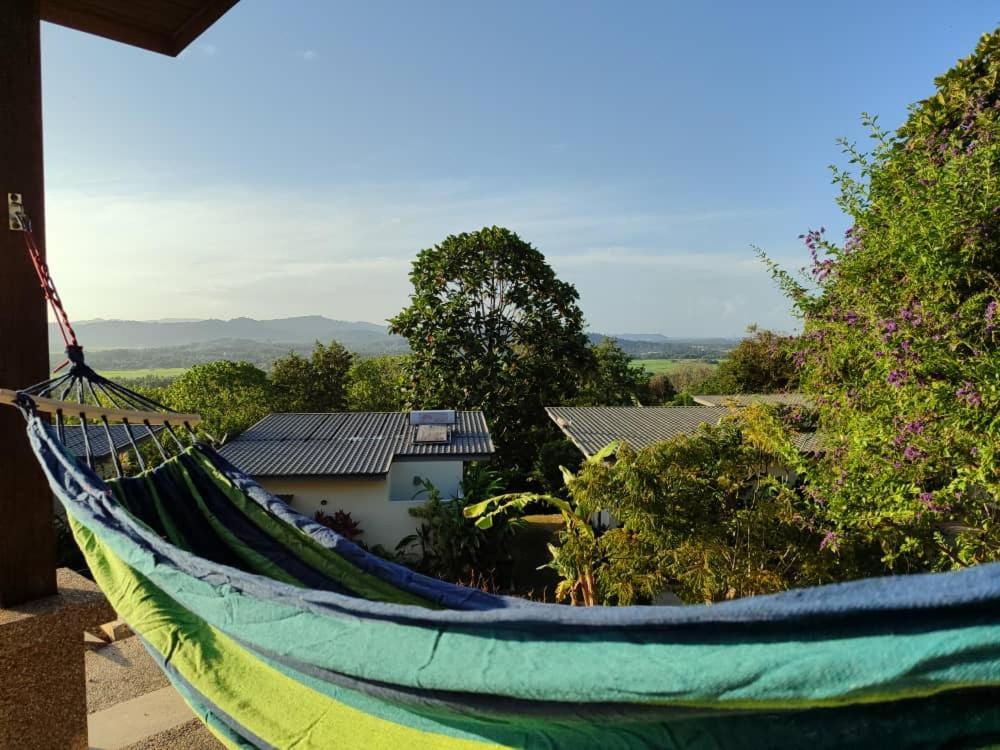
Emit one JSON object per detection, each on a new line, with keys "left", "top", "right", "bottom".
{"left": 298, "top": 50, "right": 319, "bottom": 62}
{"left": 43, "top": 180, "right": 798, "bottom": 334}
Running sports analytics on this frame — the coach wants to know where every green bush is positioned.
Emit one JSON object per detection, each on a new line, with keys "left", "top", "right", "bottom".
{"left": 397, "top": 465, "right": 517, "bottom": 583}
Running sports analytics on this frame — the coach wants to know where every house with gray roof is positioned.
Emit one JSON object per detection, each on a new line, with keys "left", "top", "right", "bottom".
{"left": 219, "top": 410, "right": 493, "bottom": 549}
{"left": 546, "top": 404, "right": 822, "bottom": 457}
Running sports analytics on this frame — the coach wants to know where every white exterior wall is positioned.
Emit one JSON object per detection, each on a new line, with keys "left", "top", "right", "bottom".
{"left": 256, "top": 475, "right": 415, "bottom": 551}
{"left": 388, "top": 460, "right": 464, "bottom": 502}
{"left": 256, "top": 459, "right": 465, "bottom": 551}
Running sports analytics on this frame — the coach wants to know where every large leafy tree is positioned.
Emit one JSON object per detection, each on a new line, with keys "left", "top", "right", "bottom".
{"left": 389, "top": 227, "right": 591, "bottom": 472}
{"left": 768, "top": 30, "right": 1000, "bottom": 570}
{"left": 164, "top": 360, "right": 273, "bottom": 440}
{"left": 270, "top": 340, "right": 353, "bottom": 412}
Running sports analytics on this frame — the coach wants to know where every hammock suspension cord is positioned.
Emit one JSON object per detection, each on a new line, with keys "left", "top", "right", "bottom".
{"left": 14, "top": 208, "right": 81, "bottom": 371}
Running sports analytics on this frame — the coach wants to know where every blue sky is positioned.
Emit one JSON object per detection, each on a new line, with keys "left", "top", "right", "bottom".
{"left": 41, "top": 2, "right": 999, "bottom": 336}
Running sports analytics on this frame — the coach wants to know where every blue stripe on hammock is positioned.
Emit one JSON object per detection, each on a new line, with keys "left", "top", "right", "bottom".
{"left": 175, "top": 453, "right": 352, "bottom": 594}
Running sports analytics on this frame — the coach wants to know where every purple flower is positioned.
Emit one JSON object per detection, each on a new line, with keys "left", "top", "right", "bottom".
{"left": 844, "top": 225, "right": 864, "bottom": 253}
{"left": 819, "top": 531, "right": 839, "bottom": 551}
{"left": 805, "top": 486, "right": 826, "bottom": 505}
{"left": 843, "top": 310, "right": 860, "bottom": 326}
{"left": 918, "top": 492, "right": 950, "bottom": 514}
{"left": 986, "top": 300, "right": 997, "bottom": 332}
{"left": 883, "top": 319, "right": 899, "bottom": 333}
{"left": 956, "top": 381, "right": 983, "bottom": 407}
{"left": 899, "top": 303, "right": 923, "bottom": 327}
{"left": 903, "top": 445, "right": 927, "bottom": 462}
{"left": 887, "top": 369, "right": 908, "bottom": 387}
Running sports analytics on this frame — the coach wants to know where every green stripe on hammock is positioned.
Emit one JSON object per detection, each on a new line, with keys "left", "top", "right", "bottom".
{"left": 71, "top": 515, "right": 499, "bottom": 749}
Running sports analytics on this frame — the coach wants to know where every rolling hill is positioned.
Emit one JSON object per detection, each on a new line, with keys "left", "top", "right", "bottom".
{"left": 48, "top": 316, "right": 737, "bottom": 372}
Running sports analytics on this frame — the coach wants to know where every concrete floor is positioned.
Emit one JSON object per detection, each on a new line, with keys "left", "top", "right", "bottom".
{"left": 86, "top": 636, "right": 224, "bottom": 750}
{"left": 120, "top": 720, "right": 223, "bottom": 750}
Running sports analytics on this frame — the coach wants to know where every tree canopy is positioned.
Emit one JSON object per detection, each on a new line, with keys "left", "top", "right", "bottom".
{"left": 389, "top": 226, "right": 592, "bottom": 472}
{"left": 163, "top": 360, "right": 272, "bottom": 439}
{"left": 572, "top": 338, "right": 651, "bottom": 406}
{"left": 694, "top": 326, "right": 799, "bottom": 394}
{"left": 345, "top": 355, "right": 409, "bottom": 412}
{"left": 270, "top": 340, "right": 353, "bottom": 413}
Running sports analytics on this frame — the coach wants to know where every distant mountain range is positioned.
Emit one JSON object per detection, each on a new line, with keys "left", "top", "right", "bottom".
{"left": 55, "top": 316, "right": 398, "bottom": 351}
{"left": 49, "top": 316, "right": 737, "bottom": 371}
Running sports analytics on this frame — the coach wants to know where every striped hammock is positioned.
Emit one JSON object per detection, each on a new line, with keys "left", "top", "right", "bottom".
{"left": 28, "top": 414, "right": 1000, "bottom": 749}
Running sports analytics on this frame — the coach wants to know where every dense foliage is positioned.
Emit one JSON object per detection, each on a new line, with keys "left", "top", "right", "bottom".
{"left": 270, "top": 340, "right": 353, "bottom": 412}
{"left": 470, "top": 406, "right": 836, "bottom": 605}
{"left": 693, "top": 326, "right": 799, "bottom": 394}
{"left": 398, "top": 465, "right": 518, "bottom": 583}
{"left": 345, "top": 355, "right": 409, "bottom": 412}
{"left": 767, "top": 30, "right": 1000, "bottom": 571}
{"left": 573, "top": 338, "right": 652, "bottom": 406}
{"left": 163, "top": 360, "right": 273, "bottom": 439}
{"left": 645, "top": 373, "right": 677, "bottom": 405}
{"left": 389, "top": 227, "right": 592, "bottom": 473}
{"left": 666, "top": 361, "right": 717, "bottom": 394}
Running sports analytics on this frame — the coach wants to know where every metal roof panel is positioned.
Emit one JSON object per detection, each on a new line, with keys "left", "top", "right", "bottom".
{"left": 219, "top": 410, "right": 493, "bottom": 477}
{"left": 546, "top": 406, "right": 823, "bottom": 457}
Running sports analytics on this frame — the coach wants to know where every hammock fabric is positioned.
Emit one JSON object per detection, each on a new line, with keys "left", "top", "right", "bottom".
{"left": 28, "top": 414, "right": 1000, "bottom": 749}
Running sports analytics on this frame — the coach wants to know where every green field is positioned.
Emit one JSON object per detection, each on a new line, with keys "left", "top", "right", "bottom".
{"left": 634, "top": 359, "right": 718, "bottom": 375}
{"left": 99, "top": 367, "right": 188, "bottom": 381}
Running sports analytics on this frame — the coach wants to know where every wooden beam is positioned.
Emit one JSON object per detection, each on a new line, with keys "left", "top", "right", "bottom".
{"left": 0, "top": 389, "right": 202, "bottom": 428}
{"left": 169, "top": 0, "right": 240, "bottom": 57}
{"left": 0, "top": 0, "right": 57, "bottom": 606}
{"left": 40, "top": 1, "right": 241, "bottom": 57}
{"left": 39, "top": 3, "right": 175, "bottom": 56}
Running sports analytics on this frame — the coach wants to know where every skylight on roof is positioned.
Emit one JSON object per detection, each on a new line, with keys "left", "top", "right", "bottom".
{"left": 415, "top": 424, "right": 450, "bottom": 444}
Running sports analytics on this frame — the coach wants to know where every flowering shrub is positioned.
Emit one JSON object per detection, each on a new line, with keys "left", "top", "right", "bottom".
{"left": 764, "top": 30, "right": 1000, "bottom": 571}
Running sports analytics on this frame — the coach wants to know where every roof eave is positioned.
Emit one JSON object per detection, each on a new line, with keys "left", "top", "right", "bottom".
{"left": 41, "top": 0, "right": 240, "bottom": 57}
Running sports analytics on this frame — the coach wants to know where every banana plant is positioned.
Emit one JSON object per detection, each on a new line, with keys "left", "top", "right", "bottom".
{"left": 464, "top": 441, "right": 620, "bottom": 605}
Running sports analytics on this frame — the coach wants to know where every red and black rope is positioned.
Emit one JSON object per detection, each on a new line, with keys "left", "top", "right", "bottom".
{"left": 17, "top": 211, "right": 81, "bottom": 369}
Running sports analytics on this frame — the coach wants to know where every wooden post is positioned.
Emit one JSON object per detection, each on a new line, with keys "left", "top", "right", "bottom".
{"left": 0, "top": 0, "right": 57, "bottom": 606}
